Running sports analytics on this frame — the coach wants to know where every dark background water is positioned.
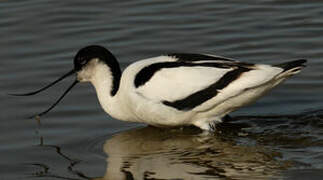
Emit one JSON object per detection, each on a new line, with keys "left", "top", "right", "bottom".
{"left": 1, "top": 0, "right": 323, "bottom": 179}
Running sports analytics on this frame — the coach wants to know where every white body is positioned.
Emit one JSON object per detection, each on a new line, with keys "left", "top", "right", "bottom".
{"left": 78, "top": 55, "right": 303, "bottom": 131}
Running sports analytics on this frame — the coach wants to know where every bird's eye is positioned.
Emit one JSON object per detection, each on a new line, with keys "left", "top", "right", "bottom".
{"left": 74, "top": 57, "right": 88, "bottom": 71}
{"left": 80, "top": 59, "right": 87, "bottom": 65}
{"left": 78, "top": 57, "right": 87, "bottom": 66}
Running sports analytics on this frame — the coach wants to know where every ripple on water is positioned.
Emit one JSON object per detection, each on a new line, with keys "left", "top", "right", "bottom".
{"left": 2, "top": 0, "right": 323, "bottom": 179}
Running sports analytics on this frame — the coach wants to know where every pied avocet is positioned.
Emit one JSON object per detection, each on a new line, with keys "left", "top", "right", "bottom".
{"left": 13, "top": 45, "right": 306, "bottom": 131}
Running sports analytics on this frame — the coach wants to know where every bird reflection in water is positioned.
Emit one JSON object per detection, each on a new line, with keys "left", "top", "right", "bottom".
{"left": 95, "top": 125, "right": 287, "bottom": 180}
{"left": 29, "top": 110, "right": 323, "bottom": 180}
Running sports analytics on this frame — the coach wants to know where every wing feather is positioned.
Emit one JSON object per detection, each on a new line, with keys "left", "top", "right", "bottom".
{"left": 136, "top": 66, "right": 233, "bottom": 103}
{"left": 132, "top": 54, "right": 283, "bottom": 112}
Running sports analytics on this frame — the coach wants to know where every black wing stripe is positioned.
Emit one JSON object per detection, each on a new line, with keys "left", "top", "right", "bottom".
{"left": 162, "top": 67, "right": 251, "bottom": 111}
{"left": 167, "top": 53, "right": 235, "bottom": 62}
{"left": 134, "top": 61, "right": 232, "bottom": 88}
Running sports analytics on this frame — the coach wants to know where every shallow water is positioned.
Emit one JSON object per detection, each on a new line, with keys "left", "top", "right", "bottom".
{"left": 1, "top": 0, "right": 323, "bottom": 179}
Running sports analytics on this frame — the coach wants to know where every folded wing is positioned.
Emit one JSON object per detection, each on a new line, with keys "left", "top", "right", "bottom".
{"left": 134, "top": 54, "right": 283, "bottom": 112}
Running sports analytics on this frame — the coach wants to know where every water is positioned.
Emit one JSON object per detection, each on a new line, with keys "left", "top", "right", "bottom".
{"left": 1, "top": 0, "right": 323, "bottom": 179}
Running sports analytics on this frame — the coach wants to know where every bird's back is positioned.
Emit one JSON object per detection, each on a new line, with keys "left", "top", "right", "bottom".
{"left": 119, "top": 55, "right": 306, "bottom": 130}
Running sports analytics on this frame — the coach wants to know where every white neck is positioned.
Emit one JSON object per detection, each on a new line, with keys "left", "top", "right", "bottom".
{"left": 89, "top": 63, "right": 128, "bottom": 121}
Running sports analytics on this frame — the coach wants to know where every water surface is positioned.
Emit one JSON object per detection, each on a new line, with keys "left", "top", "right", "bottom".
{"left": 1, "top": 0, "right": 323, "bottom": 179}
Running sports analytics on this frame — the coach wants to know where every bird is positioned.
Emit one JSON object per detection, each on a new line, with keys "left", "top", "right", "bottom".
{"left": 12, "top": 45, "right": 306, "bottom": 131}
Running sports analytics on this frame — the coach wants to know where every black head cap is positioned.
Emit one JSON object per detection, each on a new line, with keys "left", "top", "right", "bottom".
{"left": 74, "top": 45, "right": 119, "bottom": 71}
{"left": 74, "top": 45, "right": 121, "bottom": 96}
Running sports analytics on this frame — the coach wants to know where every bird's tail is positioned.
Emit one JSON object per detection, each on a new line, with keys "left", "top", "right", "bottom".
{"left": 274, "top": 59, "right": 307, "bottom": 78}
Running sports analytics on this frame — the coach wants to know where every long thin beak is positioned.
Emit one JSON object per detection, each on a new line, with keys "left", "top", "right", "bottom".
{"left": 32, "top": 80, "right": 79, "bottom": 118}
{"left": 9, "top": 69, "right": 75, "bottom": 96}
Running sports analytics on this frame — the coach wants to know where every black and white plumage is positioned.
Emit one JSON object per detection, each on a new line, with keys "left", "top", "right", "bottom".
{"left": 14, "top": 45, "right": 307, "bottom": 131}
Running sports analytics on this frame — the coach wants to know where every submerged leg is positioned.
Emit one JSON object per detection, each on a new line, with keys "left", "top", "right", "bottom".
{"left": 193, "top": 117, "right": 223, "bottom": 132}
{"left": 194, "top": 114, "right": 234, "bottom": 132}
{"left": 222, "top": 114, "right": 233, "bottom": 122}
